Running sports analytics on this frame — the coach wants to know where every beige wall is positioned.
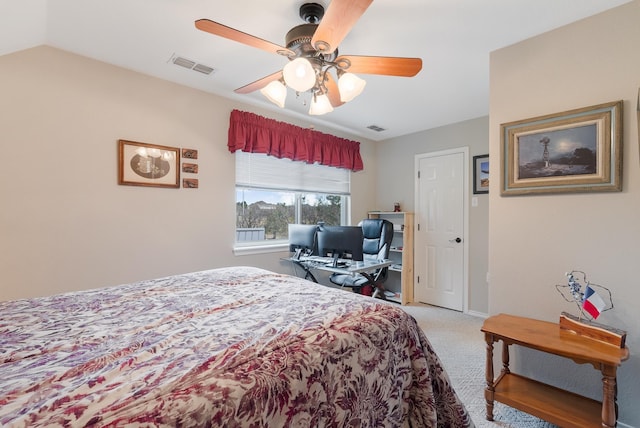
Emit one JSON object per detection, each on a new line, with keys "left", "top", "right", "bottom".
{"left": 0, "top": 46, "right": 377, "bottom": 300}
{"left": 377, "top": 117, "right": 490, "bottom": 314}
{"left": 489, "top": 1, "right": 639, "bottom": 425}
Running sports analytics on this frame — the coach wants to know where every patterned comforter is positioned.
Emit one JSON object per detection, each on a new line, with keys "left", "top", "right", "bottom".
{"left": 0, "top": 266, "right": 472, "bottom": 427}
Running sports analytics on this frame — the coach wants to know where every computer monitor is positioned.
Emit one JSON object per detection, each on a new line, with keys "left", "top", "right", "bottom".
{"left": 317, "top": 225, "right": 364, "bottom": 266}
{"left": 288, "top": 224, "right": 318, "bottom": 259}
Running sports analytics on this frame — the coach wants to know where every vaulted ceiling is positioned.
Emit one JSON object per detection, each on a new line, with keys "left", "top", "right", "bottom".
{"left": 1, "top": 0, "right": 631, "bottom": 140}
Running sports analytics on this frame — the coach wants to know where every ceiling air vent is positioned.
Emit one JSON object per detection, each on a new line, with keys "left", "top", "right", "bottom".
{"left": 193, "top": 63, "right": 214, "bottom": 74}
{"left": 170, "top": 54, "right": 216, "bottom": 75}
{"left": 173, "top": 57, "right": 196, "bottom": 69}
{"left": 367, "top": 125, "right": 386, "bottom": 132}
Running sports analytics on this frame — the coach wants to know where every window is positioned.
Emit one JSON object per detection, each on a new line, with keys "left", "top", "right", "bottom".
{"left": 235, "top": 152, "right": 350, "bottom": 247}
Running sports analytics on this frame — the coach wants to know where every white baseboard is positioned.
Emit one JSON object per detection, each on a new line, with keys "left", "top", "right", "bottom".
{"left": 466, "top": 309, "right": 488, "bottom": 319}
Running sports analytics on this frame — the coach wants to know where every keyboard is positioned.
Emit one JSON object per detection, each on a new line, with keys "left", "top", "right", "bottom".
{"left": 302, "top": 256, "right": 351, "bottom": 267}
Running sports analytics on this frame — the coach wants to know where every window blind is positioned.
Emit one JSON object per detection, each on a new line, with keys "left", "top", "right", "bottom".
{"left": 236, "top": 151, "right": 350, "bottom": 195}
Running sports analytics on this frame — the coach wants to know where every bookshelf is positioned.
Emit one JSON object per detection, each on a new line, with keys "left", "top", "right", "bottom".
{"left": 367, "top": 211, "right": 414, "bottom": 305}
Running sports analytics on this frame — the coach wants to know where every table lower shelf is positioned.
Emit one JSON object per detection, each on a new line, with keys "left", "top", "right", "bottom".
{"left": 491, "top": 372, "right": 602, "bottom": 428}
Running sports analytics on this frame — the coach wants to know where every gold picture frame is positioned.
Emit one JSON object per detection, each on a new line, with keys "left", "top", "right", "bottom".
{"left": 500, "top": 100, "right": 623, "bottom": 196}
{"left": 118, "top": 140, "right": 180, "bottom": 188}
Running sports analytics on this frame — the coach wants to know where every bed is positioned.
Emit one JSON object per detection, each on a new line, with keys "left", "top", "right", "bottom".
{"left": 0, "top": 266, "right": 472, "bottom": 427}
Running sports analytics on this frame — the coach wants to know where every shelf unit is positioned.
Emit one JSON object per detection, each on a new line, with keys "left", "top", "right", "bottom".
{"left": 367, "top": 211, "right": 414, "bottom": 305}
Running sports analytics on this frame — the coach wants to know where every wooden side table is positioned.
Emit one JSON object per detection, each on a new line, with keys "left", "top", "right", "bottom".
{"left": 481, "top": 313, "right": 629, "bottom": 428}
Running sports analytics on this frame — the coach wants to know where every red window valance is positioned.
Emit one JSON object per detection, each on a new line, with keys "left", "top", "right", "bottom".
{"left": 227, "top": 110, "right": 364, "bottom": 172}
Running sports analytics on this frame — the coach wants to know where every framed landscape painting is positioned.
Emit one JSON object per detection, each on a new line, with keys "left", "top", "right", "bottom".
{"left": 500, "top": 100, "right": 622, "bottom": 196}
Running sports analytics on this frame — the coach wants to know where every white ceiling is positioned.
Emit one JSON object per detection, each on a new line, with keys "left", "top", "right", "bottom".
{"left": 1, "top": 0, "right": 632, "bottom": 141}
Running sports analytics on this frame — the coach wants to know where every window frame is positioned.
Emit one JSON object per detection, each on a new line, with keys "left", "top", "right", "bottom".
{"left": 233, "top": 152, "right": 352, "bottom": 255}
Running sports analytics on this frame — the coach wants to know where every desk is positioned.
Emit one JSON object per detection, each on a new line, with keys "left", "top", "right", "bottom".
{"left": 285, "top": 256, "right": 393, "bottom": 299}
{"left": 481, "top": 313, "right": 629, "bottom": 428}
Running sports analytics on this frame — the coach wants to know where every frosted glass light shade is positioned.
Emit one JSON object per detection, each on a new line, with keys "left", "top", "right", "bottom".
{"left": 282, "top": 58, "right": 316, "bottom": 92}
{"left": 309, "top": 93, "right": 334, "bottom": 115}
{"left": 338, "top": 72, "right": 366, "bottom": 102}
{"left": 260, "top": 80, "right": 287, "bottom": 108}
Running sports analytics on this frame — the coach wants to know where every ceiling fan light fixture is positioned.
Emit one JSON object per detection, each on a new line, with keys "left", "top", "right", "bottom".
{"left": 260, "top": 80, "right": 287, "bottom": 108}
{"left": 309, "top": 93, "right": 334, "bottom": 115}
{"left": 282, "top": 57, "right": 316, "bottom": 92}
{"left": 338, "top": 72, "right": 366, "bottom": 102}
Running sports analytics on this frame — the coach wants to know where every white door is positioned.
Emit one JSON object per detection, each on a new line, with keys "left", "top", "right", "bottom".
{"left": 414, "top": 148, "right": 468, "bottom": 311}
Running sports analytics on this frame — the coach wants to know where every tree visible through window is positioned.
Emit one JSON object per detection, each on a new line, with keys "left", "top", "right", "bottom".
{"left": 236, "top": 189, "right": 344, "bottom": 243}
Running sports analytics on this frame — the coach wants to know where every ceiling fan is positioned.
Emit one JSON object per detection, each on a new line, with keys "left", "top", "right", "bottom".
{"left": 195, "top": 0, "right": 422, "bottom": 115}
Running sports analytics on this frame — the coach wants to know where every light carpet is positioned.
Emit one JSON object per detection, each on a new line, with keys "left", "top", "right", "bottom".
{"left": 400, "top": 303, "right": 558, "bottom": 428}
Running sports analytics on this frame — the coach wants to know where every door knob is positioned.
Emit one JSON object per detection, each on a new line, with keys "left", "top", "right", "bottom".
{"left": 449, "top": 237, "right": 462, "bottom": 243}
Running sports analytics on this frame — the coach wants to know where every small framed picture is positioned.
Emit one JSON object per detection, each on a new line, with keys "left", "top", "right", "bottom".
{"left": 182, "top": 163, "right": 198, "bottom": 174}
{"left": 183, "top": 178, "right": 199, "bottom": 188}
{"left": 182, "top": 148, "right": 198, "bottom": 159}
{"left": 118, "top": 140, "right": 180, "bottom": 188}
{"left": 473, "top": 154, "right": 489, "bottom": 194}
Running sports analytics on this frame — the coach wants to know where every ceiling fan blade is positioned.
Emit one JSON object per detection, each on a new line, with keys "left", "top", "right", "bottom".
{"left": 234, "top": 71, "right": 283, "bottom": 94}
{"left": 195, "top": 19, "right": 294, "bottom": 57}
{"left": 311, "top": 0, "right": 373, "bottom": 54}
{"left": 324, "top": 73, "right": 345, "bottom": 108}
{"left": 336, "top": 55, "right": 423, "bottom": 77}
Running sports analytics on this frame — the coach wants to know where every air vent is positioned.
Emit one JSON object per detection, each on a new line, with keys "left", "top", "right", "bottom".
{"left": 367, "top": 125, "right": 386, "bottom": 132}
{"left": 193, "top": 63, "right": 214, "bottom": 74}
{"left": 173, "top": 57, "right": 196, "bottom": 69}
{"left": 169, "top": 54, "right": 216, "bottom": 75}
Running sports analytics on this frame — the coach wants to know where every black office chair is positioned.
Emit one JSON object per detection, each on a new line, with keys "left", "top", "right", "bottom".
{"left": 329, "top": 218, "right": 394, "bottom": 296}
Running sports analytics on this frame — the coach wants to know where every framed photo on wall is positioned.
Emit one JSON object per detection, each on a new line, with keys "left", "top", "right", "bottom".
{"left": 118, "top": 140, "right": 180, "bottom": 188}
{"left": 182, "top": 163, "right": 198, "bottom": 173}
{"left": 500, "top": 100, "right": 622, "bottom": 196}
{"left": 182, "top": 148, "right": 198, "bottom": 159}
{"left": 473, "top": 154, "right": 489, "bottom": 194}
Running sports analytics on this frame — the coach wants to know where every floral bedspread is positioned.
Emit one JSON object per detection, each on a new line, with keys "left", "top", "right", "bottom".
{"left": 0, "top": 266, "right": 472, "bottom": 427}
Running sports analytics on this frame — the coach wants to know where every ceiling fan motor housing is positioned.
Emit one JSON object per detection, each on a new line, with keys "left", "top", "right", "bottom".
{"left": 285, "top": 23, "right": 338, "bottom": 62}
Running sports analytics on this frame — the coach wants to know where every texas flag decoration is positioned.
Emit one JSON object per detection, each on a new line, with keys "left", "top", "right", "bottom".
{"left": 582, "top": 285, "right": 606, "bottom": 319}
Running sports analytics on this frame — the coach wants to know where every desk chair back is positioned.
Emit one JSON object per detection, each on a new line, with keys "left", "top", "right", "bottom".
{"left": 360, "top": 219, "right": 394, "bottom": 282}
{"left": 329, "top": 218, "right": 394, "bottom": 294}
{"left": 362, "top": 219, "right": 394, "bottom": 260}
